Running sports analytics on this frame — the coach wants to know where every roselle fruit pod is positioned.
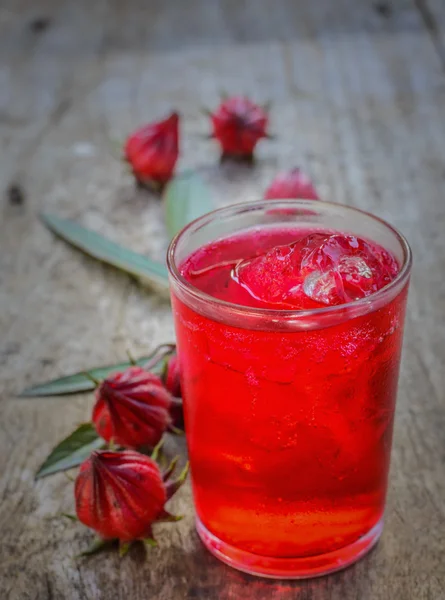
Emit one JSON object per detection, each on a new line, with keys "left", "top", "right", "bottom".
{"left": 264, "top": 167, "right": 320, "bottom": 200}
{"left": 161, "top": 354, "right": 184, "bottom": 430}
{"left": 124, "top": 112, "right": 179, "bottom": 188}
{"left": 74, "top": 450, "right": 188, "bottom": 544}
{"left": 164, "top": 354, "right": 181, "bottom": 398}
{"left": 92, "top": 366, "right": 174, "bottom": 448}
{"left": 209, "top": 96, "right": 270, "bottom": 160}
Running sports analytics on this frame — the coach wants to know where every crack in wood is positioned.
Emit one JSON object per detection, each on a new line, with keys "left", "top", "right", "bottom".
{"left": 374, "top": 2, "right": 393, "bottom": 18}
{"left": 45, "top": 573, "right": 54, "bottom": 600}
{"left": 414, "top": 0, "right": 445, "bottom": 70}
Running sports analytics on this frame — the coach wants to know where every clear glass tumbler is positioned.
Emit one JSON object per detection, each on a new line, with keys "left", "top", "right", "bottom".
{"left": 167, "top": 200, "right": 412, "bottom": 578}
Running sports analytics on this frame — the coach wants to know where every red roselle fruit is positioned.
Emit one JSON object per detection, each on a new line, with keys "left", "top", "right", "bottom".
{"left": 75, "top": 450, "right": 188, "bottom": 545}
{"left": 124, "top": 112, "right": 179, "bottom": 188}
{"left": 209, "top": 96, "right": 270, "bottom": 160}
{"left": 264, "top": 167, "right": 320, "bottom": 200}
{"left": 163, "top": 354, "right": 183, "bottom": 428}
{"left": 92, "top": 366, "right": 180, "bottom": 448}
{"left": 164, "top": 354, "right": 181, "bottom": 398}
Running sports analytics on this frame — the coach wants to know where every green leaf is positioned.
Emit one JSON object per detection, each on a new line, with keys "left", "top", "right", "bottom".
{"left": 19, "top": 354, "right": 164, "bottom": 397}
{"left": 163, "top": 172, "right": 213, "bottom": 237}
{"left": 61, "top": 513, "right": 78, "bottom": 521}
{"left": 40, "top": 213, "right": 169, "bottom": 290}
{"left": 77, "top": 538, "right": 114, "bottom": 558}
{"left": 119, "top": 542, "right": 131, "bottom": 558}
{"left": 36, "top": 423, "right": 105, "bottom": 478}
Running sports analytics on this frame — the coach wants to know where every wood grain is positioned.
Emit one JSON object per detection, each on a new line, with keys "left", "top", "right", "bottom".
{"left": 1, "top": 1, "right": 444, "bottom": 598}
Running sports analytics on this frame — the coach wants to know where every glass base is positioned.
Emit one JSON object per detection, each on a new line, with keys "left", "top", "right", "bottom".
{"left": 196, "top": 516, "right": 383, "bottom": 579}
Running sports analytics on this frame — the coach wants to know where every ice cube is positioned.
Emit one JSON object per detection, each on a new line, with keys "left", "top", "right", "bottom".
{"left": 339, "top": 255, "right": 372, "bottom": 279}
{"left": 301, "top": 234, "right": 374, "bottom": 274}
{"left": 232, "top": 233, "right": 330, "bottom": 309}
{"left": 303, "top": 269, "right": 347, "bottom": 305}
{"left": 337, "top": 255, "right": 375, "bottom": 300}
{"left": 233, "top": 243, "right": 301, "bottom": 306}
{"left": 231, "top": 232, "right": 397, "bottom": 309}
{"left": 301, "top": 234, "right": 396, "bottom": 303}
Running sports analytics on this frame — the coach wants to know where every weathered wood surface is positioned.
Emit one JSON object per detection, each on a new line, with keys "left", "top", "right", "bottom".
{"left": 1, "top": 0, "right": 444, "bottom": 598}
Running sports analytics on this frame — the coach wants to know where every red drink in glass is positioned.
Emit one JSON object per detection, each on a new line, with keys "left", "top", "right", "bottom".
{"left": 167, "top": 200, "right": 411, "bottom": 578}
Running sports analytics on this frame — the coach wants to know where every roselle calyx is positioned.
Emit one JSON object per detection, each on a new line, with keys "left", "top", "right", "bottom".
{"left": 124, "top": 112, "right": 179, "bottom": 189}
{"left": 92, "top": 366, "right": 178, "bottom": 448}
{"left": 162, "top": 354, "right": 183, "bottom": 429}
{"left": 208, "top": 96, "right": 270, "bottom": 161}
{"left": 74, "top": 450, "right": 188, "bottom": 548}
{"left": 264, "top": 167, "right": 320, "bottom": 200}
{"left": 164, "top": 354, "right": 181, "bottom": 398}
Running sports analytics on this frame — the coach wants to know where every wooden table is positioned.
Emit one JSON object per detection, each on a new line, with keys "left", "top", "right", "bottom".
{"left": 1, "top": 1, "right": 444, "bottom": 598}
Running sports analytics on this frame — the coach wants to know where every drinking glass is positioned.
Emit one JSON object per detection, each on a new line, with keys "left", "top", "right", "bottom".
{"left": 167, "top": 200, "right": 411, "bottom": 578}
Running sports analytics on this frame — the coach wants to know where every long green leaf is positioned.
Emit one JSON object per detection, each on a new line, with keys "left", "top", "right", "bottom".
{"left": 40, "top": 213, "right": 169, "bottom": 289}
{"left": 19, "top": 349, "right": 172, "bottom": 397}
{"left": 164, "top": 172, "right": 213, "bottom": 237}
{"left": 36, "top": 423, "right": 105, "bottom": 478}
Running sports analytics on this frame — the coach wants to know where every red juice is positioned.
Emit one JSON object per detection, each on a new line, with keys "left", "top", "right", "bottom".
{"left": 168, "top": 201, "right": 411, "bottom": 578}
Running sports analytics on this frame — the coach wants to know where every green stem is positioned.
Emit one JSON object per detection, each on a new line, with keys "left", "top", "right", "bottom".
{"left": 151, "top": 438, "right": 164, "bottom": 462}
{"left": 82, "top": 371, "right": 100, "bottom": 387}
{"left": 125, "top": 349, "right": 137, "bottom": 366}
{"left": 143, "top": 344, "right": 176, "bottom": 372}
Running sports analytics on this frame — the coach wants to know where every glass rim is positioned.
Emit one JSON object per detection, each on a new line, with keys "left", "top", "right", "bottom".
{"left": 167, "top": 199, "right": 412, "bottom": 320}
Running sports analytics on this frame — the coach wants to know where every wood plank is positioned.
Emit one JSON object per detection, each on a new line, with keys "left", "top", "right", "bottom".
{"left": 0, "top": 0, "right": 444, "bottom": 598}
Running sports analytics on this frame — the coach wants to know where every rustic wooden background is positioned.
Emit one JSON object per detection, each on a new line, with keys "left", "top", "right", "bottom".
{"left": 1, "top": 0, "right": 444, "bottom": 598}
